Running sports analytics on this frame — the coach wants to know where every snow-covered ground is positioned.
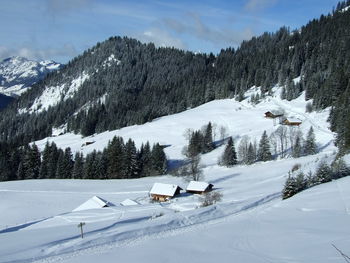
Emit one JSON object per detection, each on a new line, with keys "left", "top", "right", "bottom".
{"left": 1, "top": 88, "right": 348, "bottom": 263}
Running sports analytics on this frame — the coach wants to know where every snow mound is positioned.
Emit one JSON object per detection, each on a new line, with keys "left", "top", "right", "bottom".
{"left": 73, "top": 196, "right": 113, "bottom": 212}
{"left": 120, "top": 199, "right": 139, "bottom": 206}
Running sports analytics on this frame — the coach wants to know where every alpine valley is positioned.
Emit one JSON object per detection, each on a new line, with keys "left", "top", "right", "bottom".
{"left": 1, "top": 1, "right": 350, "bottom": 263}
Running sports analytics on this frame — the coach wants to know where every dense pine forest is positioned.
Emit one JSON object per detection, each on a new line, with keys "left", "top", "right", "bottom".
{"left": 0, "top": 137, "right": 167, "bottom": 181}
{"left": 0, "top": 1, "right": 350, "bottom": 181}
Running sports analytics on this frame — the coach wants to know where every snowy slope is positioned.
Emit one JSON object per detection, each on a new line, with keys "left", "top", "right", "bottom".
{"left": 34, "top": 87, "right": 335, "bottom": 161}
{"left": 0, "top": 56, "right": 61, "bottom": 97}
{"left": 0, "top": 88, "right": 346, "bottom": 263}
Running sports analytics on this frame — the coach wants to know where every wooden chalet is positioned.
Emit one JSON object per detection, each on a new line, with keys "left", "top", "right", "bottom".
{"left": 186, "top": 181, "right": 213, "bottom": 194}
{"left": 149, "top": 183, "right": 182, "bottom": 202}
{"left": 264, "top": 111, "right": 284, "bottom": 119}
{"left": 282, "top": 117, "right": 302, "bottom": 126}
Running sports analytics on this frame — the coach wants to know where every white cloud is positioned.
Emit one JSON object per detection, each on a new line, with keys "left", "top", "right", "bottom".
{"left": 162, "top": 14, "right": 254, "bottom": 47}
{"left": 136, "top": 28, "right": 186, "bottom": 50}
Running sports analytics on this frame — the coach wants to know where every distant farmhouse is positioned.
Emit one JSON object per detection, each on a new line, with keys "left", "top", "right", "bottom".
{"left": 282, "top": 117, "right": 302, "bottom": 126}
{"left": 149, "top": 183, "right": 182, "bottom": 202}
{"left": 186, "top": 181, "right": 213, "bottom": 194}
{"left": 264, "top": 111, "right": 284, "bottom": 119}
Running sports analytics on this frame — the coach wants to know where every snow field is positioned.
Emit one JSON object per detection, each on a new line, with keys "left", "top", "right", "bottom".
{"left": 0, "top": 87, "right": 346, "bottom": 262}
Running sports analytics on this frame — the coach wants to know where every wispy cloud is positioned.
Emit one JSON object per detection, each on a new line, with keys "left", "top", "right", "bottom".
{"left": 162, "top": 13, "right": 254, "bottom": 47}
{"left": 244, "top": 0, "right": 278, "bottom": 12}
{"left": 0, "top": 44, "right": 78, "bottom": 62}
{"left": 136, "top": 28, "right": 186, "bottom": 50}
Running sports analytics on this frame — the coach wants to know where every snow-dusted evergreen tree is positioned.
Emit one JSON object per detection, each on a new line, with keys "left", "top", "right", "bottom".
{"left": 331, "top": 158, "right": 349, "bottom": 179}
{"left": 151, "top": 143, "right": 167, "bottom": 175}
{"left": 39, "top": 142, "right": 50, "bottom": 179}
{"left": 282, "top": 174, "right": 298, "bottom": 199}
{"left": 292, "top": 132, "right": 303, "bottom": 158}
{"left": 125, "top": 139, "right": 139, "bottom": 178}
{"left": 247, "top": 142, "right": 256, "bottom": 164}
{"left": 304, "top": 127, "right": 317, "bottom": 155}
{"left": 23, "top": 144, "right": 41, "bottom": 179}
{"left": 314, "top": 161, "right": 332, "bottom": 184}
{"left": 220, "top": 137, "right": 237, "bottom": 167}
{"left": 203, "top": 122, "right": 214, "bottom": 153}
{"left": 138, "top": 142, "right": 153, "bottom": 177}
{"left": 258, "top": 130, "right": 272, "bottom": 161}
{"left": 295, "top": 172, "right": 308, "bottom": 193}
{"left": 107, "top": 136, "right": 126, "bottom": 179}
{"left": 72, "top": 152, "right": 84, "bottom": 179}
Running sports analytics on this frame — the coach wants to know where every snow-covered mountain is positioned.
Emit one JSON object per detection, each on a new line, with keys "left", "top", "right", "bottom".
{"left": 0, "top": 56, "right": 61, "bottom": 97}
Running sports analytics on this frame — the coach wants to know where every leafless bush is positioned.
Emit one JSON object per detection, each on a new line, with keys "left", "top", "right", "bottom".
{"left": 291, "top": 163, "right": 301, "bottom": 172}
{"left": 200, "top": 191, "right": 223, "bottom": 207}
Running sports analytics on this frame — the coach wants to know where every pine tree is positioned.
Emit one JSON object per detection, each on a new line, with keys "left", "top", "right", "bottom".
{"left": 247, "top": 142, "right": 256, "bottom": 164}
{"left": 314, "top": 161, "right": 332, "bottom": 184}
{"left": 292, "top": 133, "right": 303, "bottom": 158}
{"left": 55, "top": 149, "right": 65, "bottom": 179}
{"left": 72, "top": 152, "right": 84, "bottom": 179}
{"left": 124, "top": 139, "right": 139, "bottom": 178}
{"left": 47, "top": 142, "right": 59, "bottom": 179}
{"left": 187, "top": 131, "right": 204, "bottom": 158}
{"left": 282, "top": 174, "right": 298, "bottom": 199}
{"left": 203, "top": 122, "right": 214, "bottom": 153}
{"left": 107, "top": 136, "right": 126, "bottom": 179}
{"left": 23, "top": 144, "right": 41, "bottom": 179}
{"left": 257, "top": 130, "right": 272, "bottom": 161}
{"left": 331, "top": 158, "right": 349, "bottom": 179}
{"left": 39, "top": 142, "right": 51, "bottom": 179}
{"left": 139, "top": 142, "right": 152, "bottom": 177}
{"left": 304, "top": 127, "right": 317, "bottom": 155}
{"left": 151, "top": 143, "right": 167, "bottom": 175}
{"left": 220, "top": 137, "right": 237, "bottom": 167}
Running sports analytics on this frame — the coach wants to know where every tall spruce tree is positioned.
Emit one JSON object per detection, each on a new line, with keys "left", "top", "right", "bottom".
{"left": 304, "top": 127, "right": 317, "bottom": 155}
{"left": 257, "top": 130, "right": 272, "bottom": 161}
{"left": 72, "top": 152, "right": 84, "bottom": 179}
{"left": 220, "top": 137, "right": 237, "bottom": 167}
{"left": 151, "top": 143, "right": 167, "bottom": 175}
{"left": 124, "top": 139, "right": 139, "bottom": 178}
{"left": 203, "top": 122, "right": 214, "bottom": 153}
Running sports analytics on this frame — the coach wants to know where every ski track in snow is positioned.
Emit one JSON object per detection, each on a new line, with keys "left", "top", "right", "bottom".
{"left": 31, "top": 191, "right": 282, "bottom": 263}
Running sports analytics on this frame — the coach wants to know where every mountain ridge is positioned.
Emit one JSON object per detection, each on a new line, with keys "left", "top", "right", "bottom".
{"left": 0, "top": 56, "right": 61, "bottom": 97}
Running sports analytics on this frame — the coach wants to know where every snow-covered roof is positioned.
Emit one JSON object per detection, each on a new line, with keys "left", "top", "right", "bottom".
{"left": 285, "top": 117, "right": 302, "bottom": 123}
{"left": 186, "top": 181, "right": 212, "bottom": 192}
{"left": 149, "top": 183, "right": 182, "bottom": 197}
{"left": 73, "top": 196, "right": 112, "bottom": 212}
{"left": 120, "top": 199, "right": 139, "bottom": 206}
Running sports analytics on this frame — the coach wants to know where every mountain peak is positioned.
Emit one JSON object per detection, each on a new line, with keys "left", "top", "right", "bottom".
{"left": 0, "top": 56, "right": 62, "bottom": 97}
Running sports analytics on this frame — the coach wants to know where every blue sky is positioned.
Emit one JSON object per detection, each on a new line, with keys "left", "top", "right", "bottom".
{"left": 0, "top": 0, "right": 341, "bottom": 63}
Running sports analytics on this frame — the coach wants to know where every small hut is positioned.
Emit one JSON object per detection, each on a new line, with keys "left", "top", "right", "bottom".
{"left": 186, "top": 181, "right": 213, "bottom": 194}
{"left": 264, "top": 111, "right": 284, "bottom": 119}
{"left": 73, "top": 196, "right": 113, "bottom": 212}
{"left": 149, "top": 183, "right": 182, "bottom": 202}
{"left": 282, "top": 117, "right": 302, "bottom": 126}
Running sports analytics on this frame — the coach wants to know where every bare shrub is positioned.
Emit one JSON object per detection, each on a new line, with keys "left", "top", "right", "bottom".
{"left": 200, "top": 191, "right": 223, "bottom": 207}
{"left": 291, "top": 163, "right": 301, "bottom": 172}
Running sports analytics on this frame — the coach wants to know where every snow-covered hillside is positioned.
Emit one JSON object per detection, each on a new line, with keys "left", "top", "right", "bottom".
{"left": 1, "top": 89, "right": 348, "bottom": 263}
{"left": 0, "top": 56, "right": 61, "bottom": 97}
{"left": 35, "top": 86, "right": 335, "bottom": 161}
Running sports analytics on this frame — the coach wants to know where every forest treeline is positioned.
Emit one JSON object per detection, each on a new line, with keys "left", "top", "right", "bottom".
{"left": 0, "top": 137, "right": 167, "bottom": 182}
